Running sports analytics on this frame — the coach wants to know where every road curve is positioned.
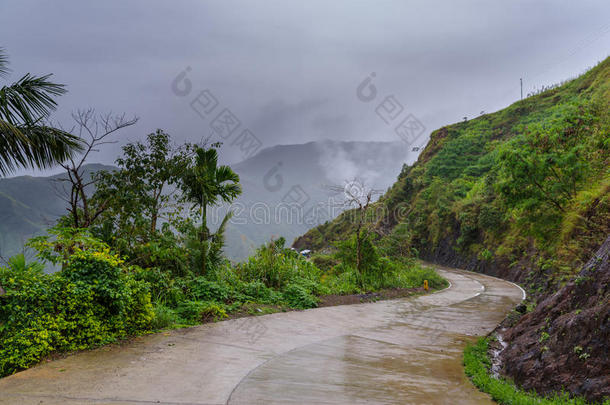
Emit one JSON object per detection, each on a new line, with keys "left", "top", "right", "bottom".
{"left": 0, "top": 266, "right": 524, "bottom": 405}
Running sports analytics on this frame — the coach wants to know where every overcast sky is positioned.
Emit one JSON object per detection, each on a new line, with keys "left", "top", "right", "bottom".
{"left": 1, "top": 0, "right": 609, "bottom": 176}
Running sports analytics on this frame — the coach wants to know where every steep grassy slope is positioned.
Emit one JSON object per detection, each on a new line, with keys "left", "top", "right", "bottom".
{"left": 294, "top": 57, "right": 609, "bottom": 401}
{"left": 295, "top": 58, "right": 609, "bottom": 281}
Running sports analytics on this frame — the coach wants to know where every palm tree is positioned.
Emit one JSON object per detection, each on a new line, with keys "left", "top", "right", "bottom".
{"left": 0, "top": 48, "right": 82, "bottom": 175}
{"left": 181, "top": 147, "right": 241, "bottom": 274}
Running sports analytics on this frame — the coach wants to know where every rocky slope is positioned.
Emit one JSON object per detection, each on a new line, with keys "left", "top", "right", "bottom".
{"left": 500, "top": 236, "right": 610, "bottom": 403}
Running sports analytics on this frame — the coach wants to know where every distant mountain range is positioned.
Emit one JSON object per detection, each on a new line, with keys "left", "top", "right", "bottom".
{"left": 0, "top": 140, "right": 416, "bottom": 261}
{"left": 0, "top": 164, "right": 115, "bottom": 260}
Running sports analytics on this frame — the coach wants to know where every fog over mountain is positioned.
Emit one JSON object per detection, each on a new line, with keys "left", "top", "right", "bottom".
{"left": 223, "top": 140, "right": 415, "bottom": 258}
{"left": 1, "top": 1, "right": 608, "bottom": 177}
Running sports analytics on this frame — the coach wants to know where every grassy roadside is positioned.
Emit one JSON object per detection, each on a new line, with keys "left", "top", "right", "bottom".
{"left": 155, "top": 269, "right": 448, "bottom": 332}
{"left": 148, "top": 256, "right": 449, "bottom": 330}
{"left": 464, "top": 337, "right": 609, "bottom": 405}
{"left": 1, "top": 229, "right": 447, "bottom": 378}
{"left": 1, "top": 262, "right": 448, "bottom": 377}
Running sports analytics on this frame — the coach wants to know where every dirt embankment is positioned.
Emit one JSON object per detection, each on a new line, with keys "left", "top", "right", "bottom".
{"left": 499, "top": 236, "right": 610, "bottom": 403}
{"left": 318, "top": 287, "right": 423, "bottom": 307}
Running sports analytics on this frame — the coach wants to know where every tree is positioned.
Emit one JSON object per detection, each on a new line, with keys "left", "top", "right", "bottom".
{"left": 55, "top": 109, "right": 138, "bottom": 228}
{"left": 93, "top": 129, "right": 193, "bottom": 249}
{"left": 378, "top": 222, "right": 416, "bottom": 258}
{"left": 0, "top": 48, "right": 82, "bottom": 175}
{"left": 181, "top": 210, "right": 233, "bottom": 275}
{"left": 180, "top": 146, "right": 241, "bottom": 275}
{"left": 495, "top": 103, "right": 593, "bottom": 235}
{"left": 330, "top": 179, "right": 382, "bottom": 286}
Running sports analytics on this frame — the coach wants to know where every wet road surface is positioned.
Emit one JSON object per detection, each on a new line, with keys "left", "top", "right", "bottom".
{"left": 0, "top": 266, "right": 524, "bottom": 404}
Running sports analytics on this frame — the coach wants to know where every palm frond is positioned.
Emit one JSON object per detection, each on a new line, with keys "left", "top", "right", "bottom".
{"left": 219, "top": 182, "right": 242, "bottom": 203}
{"left": 215, "top": 165, "right": 240, "bottom": 183}
{"left": 0, "top": 51, "right": 81, "bottom": 175}
{"left": 0, "top": 48, "right": 9, "bottom": 78}
{"left": 0, "top": 73, "right": 66, "bottom": 125}
{"left": 181, "top": 146, "right": 241, "bottom": 208}
{"left": 0, "top": 122, "right": 82, "bottom": 175}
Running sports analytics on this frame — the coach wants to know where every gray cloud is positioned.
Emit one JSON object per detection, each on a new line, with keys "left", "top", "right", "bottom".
{"left": 1, "top": 0, "right": 608, "bottom": 174}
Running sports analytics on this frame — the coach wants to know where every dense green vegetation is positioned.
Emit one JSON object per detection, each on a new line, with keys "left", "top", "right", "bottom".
{"left": 0, "top": 127, "right": 445, "bottom": 376}
{"left": 464, "top": 338, "right": 609, "bottom": 405}
{"left": 0, "top": 230, "right": 153, "bottom": 376}
{"left": 0, "top": 226, "right": 441, "bottom": 376}
{"left": 297, "top": 58, "right": 610, "bottom": 286}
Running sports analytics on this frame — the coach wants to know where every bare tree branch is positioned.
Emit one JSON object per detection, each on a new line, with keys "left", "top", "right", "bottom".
{"left": 52, "top": 109, "right": 138, "bottom": 228}
{"left": 326, "top": 178, "right": 383, "bottom": 284}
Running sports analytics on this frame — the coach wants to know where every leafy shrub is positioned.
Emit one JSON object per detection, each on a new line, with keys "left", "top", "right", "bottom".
{"left": 237, "top": 280, "right": 282, "bottom": 304}
{"left": 478, "top": 204, "right": 504, "bottom": 231}
{"left": 392, "top": 264, "right": 447, "bottom": 290}
{"left": 321, "top": 264, "right": 360, "bottom": 294}
{"left": 311, "top": 254, "right": 338, "bottom": 271}
{"left": 125, "top": 235, "right": 189, "bottom": 277}
{"left": 130, "top": 265, "right": 186, "bottom": 306}
{"left": 176, "top": 300, "right": 227, "bottom": 323}
{"left": 151, "top": 304, "right": 182, "bottom": 329}
{"left": 282, "top": 284, "right": 318, "bottom": 309}
{"left": 189, "top": 277, "right": 230, "bottom": 302}
{"left": 334, "top": 233, "right": 379, "bottom": 277}
{"left": 290, "top": 276, "right": 330, "bottom": 296}
{"left": 478, "top": 249, "right": 494, "bottom": 261}
{"left": 176, "top": 300, "right": 204, "bottom": 322}
{"left": 377, "top": 223, "right": 417, "bottom": 258}
{"left": 235, "top": 241, "right": 320, "bottom": 289}
{"left": 457, "top": 206, "right": 480, "bottom": 248}
{"left": 0, "top": 245, "right": 153, "bottom": 377}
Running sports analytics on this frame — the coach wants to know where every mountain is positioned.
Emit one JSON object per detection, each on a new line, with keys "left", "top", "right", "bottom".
{"left": 0, "top": 141, "right": 416, "bottom": 261}
{"left": 223, "top": 140, "right": 415, "bottom": 259}
{"left": 0, "top": 164, "right": 115, "bottom": 260}
{"left": 293, "top": 58, "right": 609, "bottom": 401}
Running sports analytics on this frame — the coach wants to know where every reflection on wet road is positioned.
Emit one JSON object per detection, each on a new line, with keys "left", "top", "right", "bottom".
{"left": 0, "top": 267, "right": 524, "bottom": 404}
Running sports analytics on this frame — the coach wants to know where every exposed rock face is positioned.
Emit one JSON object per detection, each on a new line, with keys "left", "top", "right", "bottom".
{"left": 500, "top": 236, "right": 610, "bottom": 403}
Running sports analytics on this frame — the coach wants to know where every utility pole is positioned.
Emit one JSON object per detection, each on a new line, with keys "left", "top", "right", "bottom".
{"left": 520, "top": 78, "right": 523, "bottom": 100}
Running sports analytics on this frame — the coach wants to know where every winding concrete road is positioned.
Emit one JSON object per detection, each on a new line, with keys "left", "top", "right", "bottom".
{"left": 0, "top": 266, "right": 524, "bottom": 405}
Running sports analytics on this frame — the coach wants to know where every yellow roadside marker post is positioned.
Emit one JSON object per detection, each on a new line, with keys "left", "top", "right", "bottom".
{"left": 424, "top": 280, "right": 429, "bottom": 291}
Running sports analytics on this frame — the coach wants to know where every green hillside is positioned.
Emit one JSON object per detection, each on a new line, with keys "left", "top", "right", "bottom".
{"left": 295, "top": 57, "right": 609, "bottom": 284}
{"left": 0, "top": 164, "right": 115, "bottom": 260}
{"left": 293, "top": 57, "right": 610, "bottom": 401}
